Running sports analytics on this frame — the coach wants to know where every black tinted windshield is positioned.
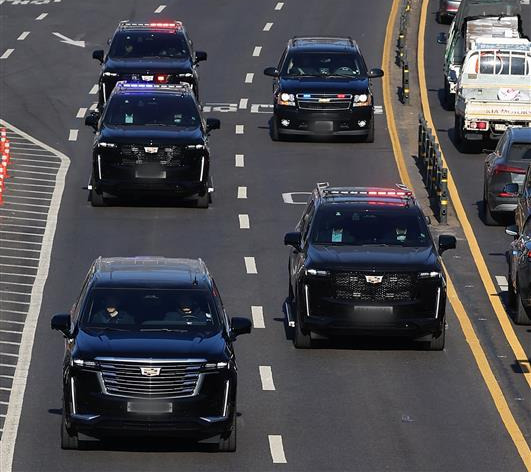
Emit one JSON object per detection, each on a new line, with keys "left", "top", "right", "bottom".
{"left": 508, "top": 143, "right": 531, "bottom": 161}
{"left": 282, "top": 52, "right": 366, "bottom": 77}
{"left": 109, "top": 32, "right": 190, "bottom": 59}
{"left": 311, "top": 205, "right": 430, "bottom": 247}
{"left": 81, "top": 288, "right": 220, "bottom": 332}
{"left": 104, "top": 94, "right": 200, "bottom": 127}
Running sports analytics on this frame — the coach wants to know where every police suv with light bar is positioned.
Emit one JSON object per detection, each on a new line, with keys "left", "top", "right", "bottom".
{"left": 85, "top": 82, "right": 220, "bottom": 207}
{"left": 93, "top": 21, "right": 207, "bottom": 108}
{"left": 264, "top": 36, "right": 384, "bottom": 141}
{"left": 284, "top": 183, "right": 457, "bottom": 350}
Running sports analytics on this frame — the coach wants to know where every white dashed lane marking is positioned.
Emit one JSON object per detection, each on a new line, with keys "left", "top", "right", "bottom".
{"left": 235, "top": 154, "right": 244, "bottom": 167}
{"left": 1, "top": 50, "right": 14, "bottom": 60}
{"left": 235, "top": 125, "right": 244, "bottom": 134}
{"left": 89, "top": 84, "right": 98, "bottom": 95}
{"left": 275, "top": 2, "right": 284, "bottom": 10}
{"left": 76, "top": 108, "right": 87, "bottom": 119}
{"left": 496, "top": 275, "right": 508, "bottom": 292}
{"left": 252, "top": 46, "right": 262, "bottom": 57}
{"left": 68, "top": 130, "right": 78, "bottom": 141}
{"left": 245, "top": 73, "right": 254, "bottom": 84}
{"left": 17, "top": 32, "right": 30, "bottom": 41}
{"left": 268, "top": 435, "right": 287, "bottom": 463}
{"left": 35, "top": 13, "right": 48, "bottom": 20}
{"left": 239, "top": 214, "right": 250, "bottom": 229}
{"left": 251, "top": 306, "right": 265, "bottom": 328}
{"left": 154, "top": 4, "right": 166, "bottom": 13}
{"left": 259, "top": 366, "right": 276, "bottom": 391}
{"left": 237, "top": 186, "right": 247, "bottom": 199}
{"left": 244, "top": 257, "right": 257, "bottom": 274}
{"left": 239, "top": 98, "right": 248, "bottom": 110}
{"left": 263, "top": 22, "right": 274, "bottom": 31}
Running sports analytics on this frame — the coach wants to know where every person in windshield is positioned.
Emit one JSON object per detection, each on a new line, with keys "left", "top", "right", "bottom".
{"left": 91, "top": 296, "right": 134, "bottom": 324}
{"left": 109, "top": 33, "right": 188, "bottom": 59}
{"left": 164, "top": 295, "right": 212, "bottom": 324}
{"left": 284, "top": 53, "right": 362, "bottom": 77}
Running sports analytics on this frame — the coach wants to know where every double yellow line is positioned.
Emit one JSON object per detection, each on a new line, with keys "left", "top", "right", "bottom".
{"left": 382, "top": 0, "right": 531, "bottom": 468}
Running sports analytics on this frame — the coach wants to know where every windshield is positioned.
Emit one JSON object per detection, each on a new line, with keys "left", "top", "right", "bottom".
{"left": 109, "top": 32, "right": 190, "bottom": 59}
{"left": 282, "top": 52, "right": 366, "bottom": 77}
{"left": 311, "top": 205, "right": 431, "bottom": 247}
{"left": 80, "top": 288, "right": 220, "bottom": 332}
{"left": 104, "top": 94, "right": 201, "bottom": 127}
{"left": 508, "top": 143, "right": 531, "bottom": 161}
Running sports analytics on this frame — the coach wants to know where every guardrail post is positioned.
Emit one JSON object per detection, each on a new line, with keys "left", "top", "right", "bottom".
{"left": 440, "top": 167, "right": 448, "bottom": 224}
{"left": 402, "top": 57, "right": 410, "bottom": 104}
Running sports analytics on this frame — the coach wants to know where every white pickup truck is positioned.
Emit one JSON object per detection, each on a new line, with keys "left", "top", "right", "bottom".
{"left": 454, "top": 38, "right": 531, "bottom": 151}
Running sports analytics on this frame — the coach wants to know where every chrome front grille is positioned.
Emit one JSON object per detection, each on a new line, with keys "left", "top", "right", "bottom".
{"left": 97, "top": 358, "right": 204, "bottom": 399}
{"left": 333, "top": 272, "right": 416, "bottom": 302}
{"left": 296, "top": 93, "right": 352, "bottom": 111}
{"left": 120, "top": 144, "right": 185, "bottom": 166}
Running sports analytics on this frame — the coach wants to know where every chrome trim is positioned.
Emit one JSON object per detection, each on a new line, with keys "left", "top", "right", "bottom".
{"left": 284, "top": 300, "right": 295, "bottom": 328}
{"left": 95, "top": 357, "right": 207, "bottom": 363}
{"left": 102, "top": 83, "right": 106, "bottom": 103}
{"left": 70, "top": 377, "right": 77, "bottom": 415}
{"left": 97, "top": 154, "right": 102, "bottom": 180}
{"left": 435, "top": 287, "right": 441, "bottom": 319}
{"left": 304, "top": 284, "right": 310, "bottom": 317}
{"left": 200, "top": 380, "right": 230, "bottom": 423}
{"left": 222, "top": 379, "right": 230, "bottom": 417}
{"left": 199, "top": 156, "right": 205, "bottom": 182}
{"left": 71, "top": 414, "right": 100, "bottom": 422}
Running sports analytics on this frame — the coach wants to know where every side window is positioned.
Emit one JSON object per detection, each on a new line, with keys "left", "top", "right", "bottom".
{"left": 71, "top": 267, "right": 93, "bottom": 324}
{"left": 212, "top": 280, "right": 229, "bottom": 330}
{"left": 301, "top": 203, "right": 316, "bottom": 242}
{"left": 277, "top": 49, "right": 287, "bottom": 71}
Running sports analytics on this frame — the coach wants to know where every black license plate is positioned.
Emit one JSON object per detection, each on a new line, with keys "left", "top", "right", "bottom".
{"left": 135, "top": 167, "right": 166, "bottom": 179}
{"left": 354, "top": 306, "right": 394, "bottom": 321}
{"left": 313, "top": 121, "right": 334, "bottom": 132}
{"left": 127, "top": 401, "right": 173, "bottom": 414}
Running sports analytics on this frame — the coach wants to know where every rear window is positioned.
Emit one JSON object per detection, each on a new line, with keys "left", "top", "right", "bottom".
{"left": 508, "top": 143, "right": 531, "bottom": 161}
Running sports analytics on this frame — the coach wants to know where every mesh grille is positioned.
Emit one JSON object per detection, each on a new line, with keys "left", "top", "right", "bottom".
{"left": 333, "top": 272, "right": 416, "bottom": 302}
{"left": 297, "top": 94, "right": 351, "bottom": 111}
{"left": 120, "top": 144, "right": 185, "bottom": 166}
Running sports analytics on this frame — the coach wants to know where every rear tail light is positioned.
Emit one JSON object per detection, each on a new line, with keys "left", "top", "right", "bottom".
{"left": 155, "top": 74, "right": 168, "bottom": 83}
{"left": 469, "top": 121, "right": 488, "bottom": 130}
{"left": 527, "top": 250, "right": 531, "bottom": 260}
{"left": 493, "top": 164, "right": 526, "bottom": 176}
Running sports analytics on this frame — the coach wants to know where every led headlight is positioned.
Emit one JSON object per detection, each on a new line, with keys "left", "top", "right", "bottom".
{"left": 278, "top": 93, "right": 296, "bottom": 106}
{"left": 305, "top": 269, "right": 330, "bottom": 277}
{"left": 418, "top": 271, "right": 441, "bottom": 278}
{"left": 97, "top": 142, "right": 117, "bottom": 148}
{"left": 72, "top": 359, "right": 97, "bottom": 368}
{"left": 354, "top": 93, "right": 369, "bottom": 104}
{"left": 102, "top": 72, "right": 119, "bottom": 77}
{"left": 203, "top": 361, "right": 229, "bottom": 371}
{"left": 186, "top": 144, "right": 205, "bottom": 149}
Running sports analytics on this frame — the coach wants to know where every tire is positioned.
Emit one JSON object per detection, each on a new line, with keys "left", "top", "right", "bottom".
{"left": 218, "top": 413, "right": 236, "bottom": 452}
{"left": 507, "top": 274, "right": 517, "bottom": 309}
{"left": 443, "top": 78, "right": 454, "bottom": 111}
{"left": 483, "top": 198, "right": 499, "bottom": 226}
{"left": 195, "top": 191, "right": 209, "bottom": 209}
{"left": 514, "top": 289, "right": 531, "bottom": 325}
{"left": 61, "top": 412, "right": 79, "bottom": 450}
{"left": 454, "top": 115, "right": 471, "bottom": 153}
{"left": 270, "top": 117, "right": 281, "bottom": 142}
{"left": 293, "top": 308, "right": 312, "bottom": 349}
{"left": 90, "top": 188, "right": 106, "bottom": 207}
{"left": 424, "top": 323, "right": 446, "bottom": 351}
{"left": 364, "top": 119, "right": 375, "bottom": 143}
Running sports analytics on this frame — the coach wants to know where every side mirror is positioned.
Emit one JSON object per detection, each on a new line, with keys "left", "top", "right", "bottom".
{"left": 230, "top": 317, "right": 252, "bottom": 338}
{"left": 85, "top": 111, "right": 100, "bottom": 130}
{"left": 503, "top": 183, "right": 519, "bottom": 196}
{"left": 195, "top": 51, "right": 207, "bottom": 63}
{"left": 206, "top": 118, "right": 220, "bottom": 133}
{"left": 438, "top": 234, "right": 456, "bottom": 254}
{"left": 264, "top": 67, "right": 279, "bottom": 77}
{"left": 425, "top": 215, "right": 432, "bottom": 225}
{"left": 505, "top": 225, "right": 518, "bottom": 237}
{"left": 437, "top": 32, "right": 447, "bottom": 45}
{"left": 367, "top": 68, "right": 384, "bottom": 79}
{"left": 51, "top": 313, "right": 71, "bottom": 337}
{"left": 284, "top": 231, "right": 302, "bottom": 251}
{"left": 92, "top": 49, "right": 104, "bottom": 63}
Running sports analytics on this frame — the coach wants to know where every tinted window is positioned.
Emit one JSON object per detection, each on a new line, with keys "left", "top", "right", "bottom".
{"left": 508, "top": 143, "right": 531, "bottom": 161}
{"left": 281, "top": 52, "right": 366, "bottom": 77}
{"left": 311, "top": 205, "right": 430, "bottom": 247}
{"left": 80, "top": 288, "right": 220, "bottom": 332}
{"left": 104, "top": 94, "right": 200, "bottom": 127}
{"left": 109, "top": 32, "right": 190, "bottom": 59}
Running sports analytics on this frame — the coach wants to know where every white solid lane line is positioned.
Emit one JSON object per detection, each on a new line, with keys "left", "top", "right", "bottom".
{"left": 89, "top": 84, "right": 98, "bottom": 95}
{"left": 239, "top": 214, "right": 250, "bottom": 229}
{"left": 17, "top": 32, "right": 30, "bottom": 41}
{"left": 1, "top": 50, "right": 14, "bottom": 60}
{"left": 263, "top": 22, "right": 274, "bottom": 31}
{"left": 154, "top": 5, "right": 166, "bottom": 13}
{"left": 244, "top": 257, "right": 257, "bottom": 274}
{"left": 237, "top": 186, "right": 247, "bottom": 199}
{"left": 239, "top": 98, "right": 248, "bottom": 109}
{"left": 76, "top": 108, "right": 87, "bottom": 119}
{"left": 235, "top": 125, "right": 244, "bottom": 135}
{"left": 251, "top": 305, "right": 265, "bottom": 328}
{"left": 235, "top": 154, "right": 244, "bottom": 167}
{"left": 259, "top": 366, "right": 276, "bottom": 391}
{"left": 268, "top": 435, "right": 287, "bottom": 463}
{"left": 252, "top": 46, "right": 262, "bottom": 57}
{"left": 274, "top": 2, "right": 284, "bottom": 10}
{"left": 35, "top": 13, "right": 48, "bottom": 20}
{"left": 68, "top": 130, "right": 78, "bottom": 141}
{"left": 245, "top": 73, "right": 254, "bottom": 83}
{"left": 495, "top": 275, "right": 508, "bottom": 292}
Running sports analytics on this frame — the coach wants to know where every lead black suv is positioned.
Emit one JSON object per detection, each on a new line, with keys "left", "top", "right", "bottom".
{"left": 85, "top": 82, "right": 220, "bottom": 207}
{"left": 51, "top": 257, "right": 252, "bottom": 451}
{"left": 264, "top": 37, "right": 384, "bottom": 141}
{"left": 284, "top": 183, "right": 456, "bottom": 350}
{"left": 93, "top": 21, "right": 207, "bottom": 108}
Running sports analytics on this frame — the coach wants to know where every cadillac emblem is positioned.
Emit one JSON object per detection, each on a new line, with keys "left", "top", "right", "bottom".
{"left": 144, "top": 146, "right": 159, "bottom": 154}
{"left": 140, "top": 367, "right": 161, "bottom": 377}
{"left": 365, "top": 275, "right": 384, "bottom": 284}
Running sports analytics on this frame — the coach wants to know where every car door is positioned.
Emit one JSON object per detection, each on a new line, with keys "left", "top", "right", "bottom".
{"left": 512, "top": 218, "right": 531, "bottom": 289}
{"left": 290, "top": 199, "right": 315, "bottom": 299}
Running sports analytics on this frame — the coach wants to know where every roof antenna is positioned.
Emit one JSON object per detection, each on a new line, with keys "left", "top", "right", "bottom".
{"left": 192, "top": 275, "right": 198, "bottom": 285}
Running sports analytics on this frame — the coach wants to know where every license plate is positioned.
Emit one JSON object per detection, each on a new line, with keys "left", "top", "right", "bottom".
{"left": 127, "top": 401, "right": 172, "bottom": 414}
{"left": 141, "top": 75, "right": 154, "bottom": 81}
{"left": 313, "top": 121, "right": 334, "bottom": 132}
{"left": 494, "top": 124, "right": 507, "bottom": 131}
{"left": 135, "top": 167, "right": 166, "bottom": 179}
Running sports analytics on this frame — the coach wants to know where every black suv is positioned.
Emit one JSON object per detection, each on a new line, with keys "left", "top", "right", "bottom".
{"left": 284, "top": 184, "right": 456, "bottom": 350}
{"left": 85, "top": 82, "right": 220, "bottom": 207}
{"left": 51, "top": 257, "right": 252, "bottom": 450}
{"left": 93, "top": 21, "right": 207, "bottom": 108}
{"left": 264, "top": 37, "right": 383, "bottom": 141}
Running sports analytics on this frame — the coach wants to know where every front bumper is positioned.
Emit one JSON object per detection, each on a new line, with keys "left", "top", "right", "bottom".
{"left": 274, "top": 106, "right": 373, "bottom": 136}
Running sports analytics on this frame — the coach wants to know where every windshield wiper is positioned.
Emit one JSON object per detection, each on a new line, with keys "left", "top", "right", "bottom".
{"left": 89, "top": 326, "right": 129, "bottom": 331}
{"left": 139, "top": 328, "right": 188, "bottom": 332}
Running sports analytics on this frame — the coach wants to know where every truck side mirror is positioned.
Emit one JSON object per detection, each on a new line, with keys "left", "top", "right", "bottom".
{"left": 437, "top": 33, "right": 447, "bottom": 45}
{"left": 367, "top": 68, "right": 384, "bottom": 78}
{"left": 51, "top": 313, "right": 71, "bottom": 337}
{"left": 85, "top": 112, "right": 100, "bottom": 130}
{"left": 284, "top": 232, "right": 302, "bottom": 251}
{"left": 195, "top": 51, "right": 207, "bottom": 63}
{"left": 206, "top": 118, "right": 220, "bottom": 133}
{"left": 264, "top": 67, "right": 279, "bottom": 77}
{"left": 438, "top": 234, "right": 456, "bottom": 254}
{"left": 92, "top": 49, "right": 104, "bottom": 63}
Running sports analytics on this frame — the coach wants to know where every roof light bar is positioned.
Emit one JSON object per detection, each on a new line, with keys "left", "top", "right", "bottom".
{"left": 317, "top": 182, "right": 413, "bottom": 199}
{"left": 119, "top": 21, "right": 183, "bottom": 29}
{"left": 116, "top": 81, "right": 190, "bottom": 90}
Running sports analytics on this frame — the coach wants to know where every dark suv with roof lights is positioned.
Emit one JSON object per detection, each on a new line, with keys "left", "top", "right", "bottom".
{"left": 51, "top": 257, "right": 252, "bottom": 451}
{"left": 93, "top": 20, "right": 207, "bottom": 108}
{"left": 284, "top": 183, "right": 456, "bottom": 350}
{"left": 264, "top": 36, "right": 384, "bottom": 141}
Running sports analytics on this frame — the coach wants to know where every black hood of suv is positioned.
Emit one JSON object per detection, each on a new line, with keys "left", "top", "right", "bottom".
{"left": 279, "top": 76, "right": 370, "bottom": 95}
{"left": 103, "top": 57, "right": 193, "bottom": 75}
{"left": 98, "top": 124, "right": 204, "bottom": 145}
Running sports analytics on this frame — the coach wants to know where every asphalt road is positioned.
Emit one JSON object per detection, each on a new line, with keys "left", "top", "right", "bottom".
{"left": 0, "top": 0, "right": 528, "bottom": 470}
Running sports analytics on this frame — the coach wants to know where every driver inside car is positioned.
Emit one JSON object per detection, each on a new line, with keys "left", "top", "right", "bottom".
{"left": 164, "top": 295, "right": 211, "bottom": 324}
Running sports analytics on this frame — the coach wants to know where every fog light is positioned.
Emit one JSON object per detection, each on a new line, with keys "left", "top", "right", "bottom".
{"left": 281, "top": 119, "right": 290, "bottom": 127}
{"left": 358, "top": 120, "right": 367, "bottom": 127}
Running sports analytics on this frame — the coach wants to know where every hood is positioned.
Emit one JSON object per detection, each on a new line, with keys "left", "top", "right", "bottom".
{"left": 104, "top": 57, "right": 193, "bottom": 74}
{"left": 306, "top": 244, "right": 438, "bottom": 272}
{"left": 279, "top": 76, "right": 369, "bottom": 95}
{"left": 99, "top": 125, "right": 204, "bottom": 145}
{"left": 75, "top": 328, "right": 226, "bottom": 361}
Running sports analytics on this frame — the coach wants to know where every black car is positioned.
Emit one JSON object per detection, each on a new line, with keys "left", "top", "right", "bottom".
{"left": 284, "top": 183, "right": 456, "bottom": 350}
{"left": 93, "top": 21, "right": 207, "bottom": 108}
{"left": 263, "top": 36, "right": 384, "bottom": 141}
{"left": 85, "top": 82, "right": 220, "bottom": 207}
{"left": 505, "top": 222, "right": 531, "bottom": 325}
{"left": 483, "top": 128, "right": 531, "bottom": 225}
{"left": 51, "top": 257, "right": 252, "bottom": 450}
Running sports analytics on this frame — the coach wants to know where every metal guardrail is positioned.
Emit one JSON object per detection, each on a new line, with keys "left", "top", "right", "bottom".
{"left": 396, "top": 0, "right": 411, "bottom": 104}
{"left": 418, "top": 115, "right": 448, "bottom": 224}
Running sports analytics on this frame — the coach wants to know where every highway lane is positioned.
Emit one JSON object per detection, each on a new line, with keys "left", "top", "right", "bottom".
{"left": 0, "top": 0, "right": 527, "bottom": 470}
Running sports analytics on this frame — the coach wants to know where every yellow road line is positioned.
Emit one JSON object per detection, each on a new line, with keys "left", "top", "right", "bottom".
{"left": 417, "top": 0, "right": 531, "bottom": 387}
{"left": 383, "top": 0, "right": 531, "bottom": 468}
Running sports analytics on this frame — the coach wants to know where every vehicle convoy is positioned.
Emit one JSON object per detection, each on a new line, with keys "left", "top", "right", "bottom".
{"left": 483, "top": 127, "right": 531, "bottom": 225}
{"left": 439, "top": 0, "right": 523, "bottom": 109}
{"left": 284, "top": 183, "right": 456, "bottom": 350}
{"left": 85, "top": 82, "right": 220, "bottom": 207}
{"left": 454, "top": 38, "right": 531, "bottom": 150}
{"left": 51, "top": 257, "right": 252, "bottom": 450}
{"left": 263, "top": 36, "right": 384, "bottom": 142}
{"left": 92, "top": 21, "right": 207, "bottom": 108}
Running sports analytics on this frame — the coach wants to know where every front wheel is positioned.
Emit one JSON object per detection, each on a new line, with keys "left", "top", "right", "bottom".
{"left": 90, "top": 188, "right": 106, "bottom": 207}
{"left": 364, "top": 119, "right": 375, "bottom": 143}
{"left": 422, "top": 322, "right": 446, "bottom": 351}
{"left": 270, "top": 117, "right": 281, "bottom": 141}
{"left": 218, "top": 413, "right": 236, "bottom": 452}
{"left": 293, "top": 307, "right": 312, "bottom": 349}
{"left": 61, "top": 412, "right": 79, "bottom": 450}
{"left": 195, "top": 190, "right": 210, "bottom": 208}
{"left": 443, "top": 78, "right": 454, "bottom": 110}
